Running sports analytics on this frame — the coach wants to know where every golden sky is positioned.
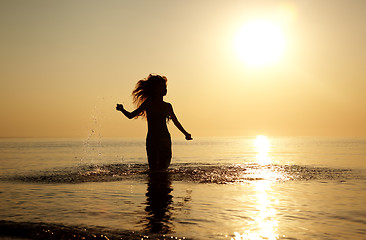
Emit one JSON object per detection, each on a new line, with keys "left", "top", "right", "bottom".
{"left": 1, "top": 0, "right": 365, "bottom": 138}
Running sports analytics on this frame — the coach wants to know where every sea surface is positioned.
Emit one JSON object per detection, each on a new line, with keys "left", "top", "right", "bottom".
{"left": 0, "top": 136, "right": 366, "bottom": 239}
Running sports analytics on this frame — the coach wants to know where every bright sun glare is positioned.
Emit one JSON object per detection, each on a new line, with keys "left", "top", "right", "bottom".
{"left": 254, "top": 135, "right": 271, "bottom": 165}
{"left": 235, "top": 19, "right": 286, "bottom": 67}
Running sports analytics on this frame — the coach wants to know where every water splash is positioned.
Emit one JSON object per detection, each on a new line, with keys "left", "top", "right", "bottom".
{"left": 3, "top": 163, "right": 360, "bottom": 184}
{"left": 80, "top": 102, "right": 105, "bottom": 166}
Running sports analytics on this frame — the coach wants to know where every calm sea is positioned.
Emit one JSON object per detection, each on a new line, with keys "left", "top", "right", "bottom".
{"left": 0, "top": 137, "right": 365, "bottom": 239}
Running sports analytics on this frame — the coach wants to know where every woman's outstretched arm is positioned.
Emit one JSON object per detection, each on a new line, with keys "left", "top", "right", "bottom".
{"left": 116, "top": 101, "right": 146, "bottom": 119}
{"left": 168, "top": 104, "right": 192, "bottom": 140}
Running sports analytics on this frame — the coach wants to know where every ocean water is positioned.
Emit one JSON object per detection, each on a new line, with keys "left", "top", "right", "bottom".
{"left": 0, "top": 137, "right": 365, "bottom": 240}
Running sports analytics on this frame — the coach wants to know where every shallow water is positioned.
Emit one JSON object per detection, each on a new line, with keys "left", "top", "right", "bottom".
{"left": 0, "top": 137, "right": 366, "bottom": 239}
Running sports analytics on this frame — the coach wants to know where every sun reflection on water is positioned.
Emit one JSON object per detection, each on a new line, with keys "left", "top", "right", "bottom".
{"left": 254, "top": 135, "right": 271, "bottom": 165}
{"left": 232, "top": 181, "right": 279, "bottom": 240}
{"left": 231, "top": 136, "right": 279, "bottom": 239}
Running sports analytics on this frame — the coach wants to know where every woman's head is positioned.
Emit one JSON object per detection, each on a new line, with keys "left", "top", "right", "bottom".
{"left": 132, "top": 74, "right": 168, "bottom": 107}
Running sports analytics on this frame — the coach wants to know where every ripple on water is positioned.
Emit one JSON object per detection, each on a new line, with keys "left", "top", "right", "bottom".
{"left": 2, "top": 163, "right": 362, "bottom": 184}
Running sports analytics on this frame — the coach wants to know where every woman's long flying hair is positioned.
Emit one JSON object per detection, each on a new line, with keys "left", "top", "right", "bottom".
{"left": 132, "top": 74, "right": 168, "bottom": 118}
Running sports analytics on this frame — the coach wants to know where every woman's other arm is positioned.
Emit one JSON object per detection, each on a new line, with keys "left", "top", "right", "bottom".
{"left": 168, "top": 104, "right": 192, "bottom": 140}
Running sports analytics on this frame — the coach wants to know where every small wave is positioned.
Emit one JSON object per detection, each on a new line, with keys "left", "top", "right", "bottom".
{"left": 2, "top": 163, "right": 362, "bottom": 184}
{"left": 169, "top": 164, "right": 359, "bottom": 183}
{"left": 0, "top": 220, "right": 187, "bottom": 240}
{"left": 3, "top": 164, "right": 148, "bottom": 184}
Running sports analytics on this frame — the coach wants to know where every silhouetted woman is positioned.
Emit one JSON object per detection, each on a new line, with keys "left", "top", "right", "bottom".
{"left": 116, "top": 74, "right": 192, "bottom": 171}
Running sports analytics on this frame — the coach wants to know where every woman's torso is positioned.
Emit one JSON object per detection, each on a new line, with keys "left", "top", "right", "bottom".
{"left": 145, "top": 100, "right": 170, "bottom": 138}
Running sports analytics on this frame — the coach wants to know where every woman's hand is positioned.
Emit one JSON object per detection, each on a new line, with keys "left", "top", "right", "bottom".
{"left": 185, "top": 133, "right": 193, "bottom": 141}
{"left": 116, "top": 104, "right": 124, "bottom": 111}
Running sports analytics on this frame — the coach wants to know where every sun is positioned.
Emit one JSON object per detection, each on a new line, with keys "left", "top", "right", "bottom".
{"left": 235, "top": 19, "right": 286, "bottom": 67}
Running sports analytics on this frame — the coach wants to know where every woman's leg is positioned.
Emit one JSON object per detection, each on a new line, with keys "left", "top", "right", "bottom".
{"left": 157, "top": 137, "right": 171, "bottom": 170}
{"left": 146, "top": 136, "right": 171, "bottom": 171}
{"left": 146, "top": 138, "right": 158, "bottom": 170}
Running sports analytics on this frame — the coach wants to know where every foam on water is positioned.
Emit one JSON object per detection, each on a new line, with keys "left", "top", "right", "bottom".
{"left": 3, "top": 163, "right": 362, "bottom": 184}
